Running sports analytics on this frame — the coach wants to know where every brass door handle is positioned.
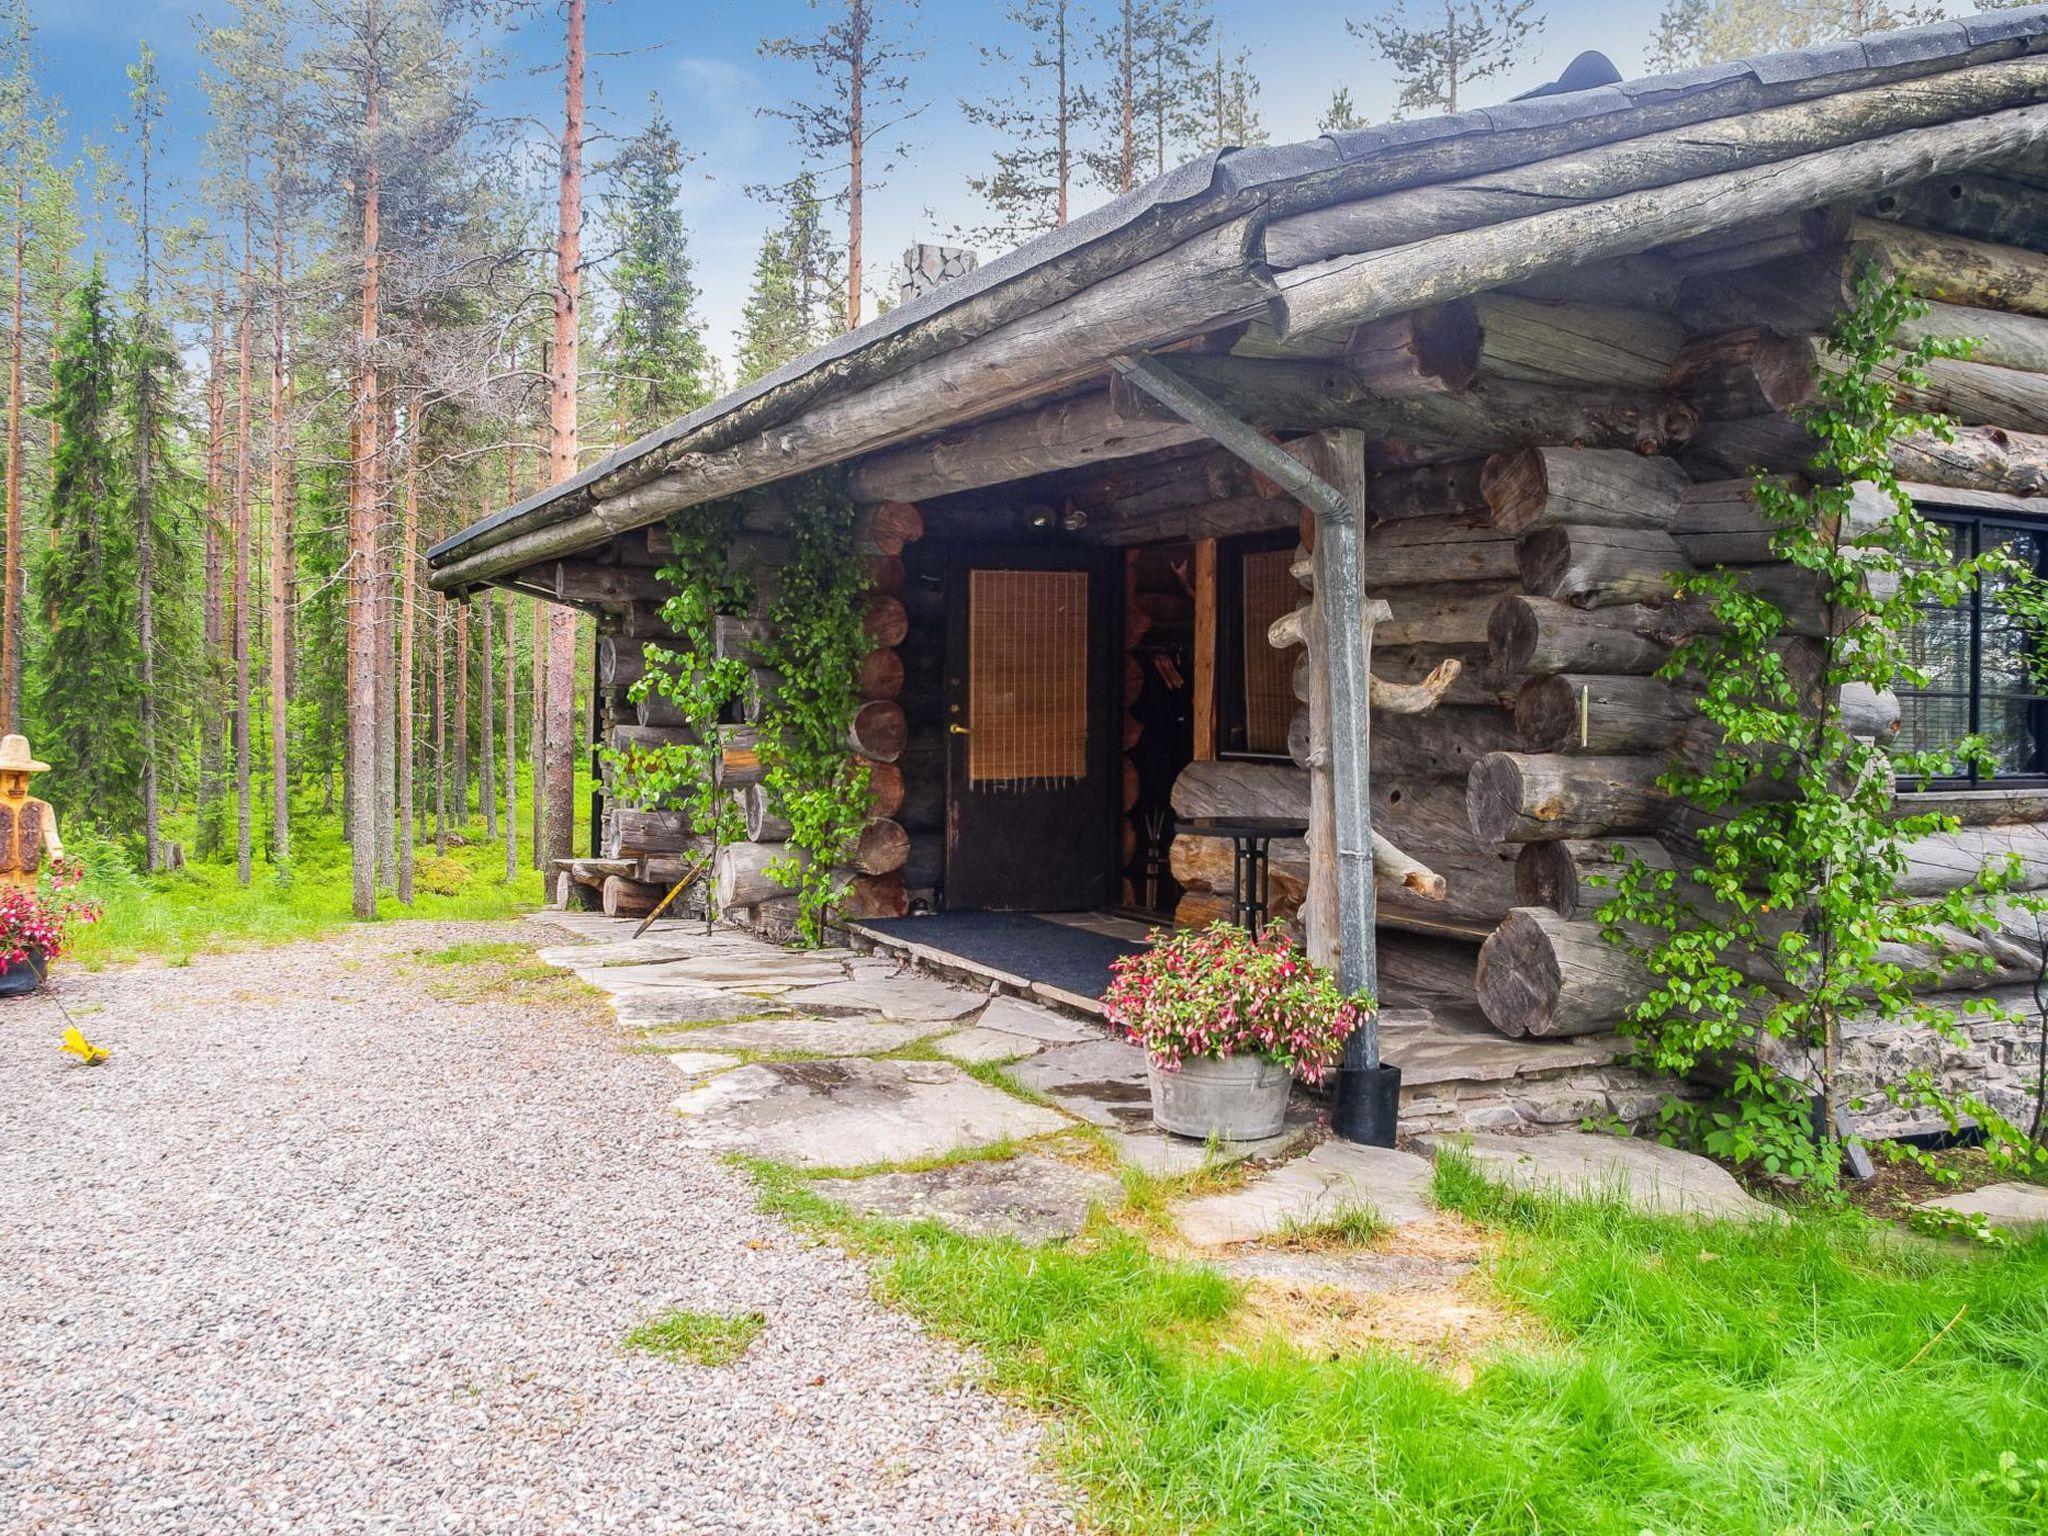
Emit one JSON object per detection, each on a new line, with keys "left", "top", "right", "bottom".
{"left": 949, "top": 723, "right": 971, "bottom": 735}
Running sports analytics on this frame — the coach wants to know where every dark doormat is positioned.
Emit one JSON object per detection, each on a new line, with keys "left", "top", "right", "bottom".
{"left": 856, "top": 911, "right": 1147, "bottom": 1001}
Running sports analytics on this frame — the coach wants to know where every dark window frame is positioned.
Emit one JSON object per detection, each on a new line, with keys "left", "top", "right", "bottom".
{"left": 1896, "top": 504, "right": 2048, "bottom": 791}
{"left": 1215, "top": 528, "right": 1301, "bottom": 762}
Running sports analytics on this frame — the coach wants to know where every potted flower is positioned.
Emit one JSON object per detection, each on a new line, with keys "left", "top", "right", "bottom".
{"left": 0, "top": 859, "right": 99, "bottom": 996}
{"left": 1103, "top": 922, "right": 1368, "bottom": 1142}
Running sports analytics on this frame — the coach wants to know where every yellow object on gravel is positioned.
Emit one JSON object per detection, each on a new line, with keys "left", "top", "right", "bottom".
{"left": 58, "top": 1026, "right": 106, "bottom": 1065}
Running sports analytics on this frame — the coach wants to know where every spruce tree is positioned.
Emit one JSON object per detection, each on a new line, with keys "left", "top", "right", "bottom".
{"left": 606, "top": 100, "right": 713, "bottom": 437}
{"left": 36, "top": 262, "right": 143, "bottom": 836}
{"left": 1319, "top": 85, "right": 1367, "bottom": 132}
{"left": 734, "top": 177, "right": 841, "bottom": 386}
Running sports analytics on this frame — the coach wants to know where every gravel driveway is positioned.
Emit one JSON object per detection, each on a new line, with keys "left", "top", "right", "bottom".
{"left": 0, "top": 921, "right": 1076, "bottom": 1535}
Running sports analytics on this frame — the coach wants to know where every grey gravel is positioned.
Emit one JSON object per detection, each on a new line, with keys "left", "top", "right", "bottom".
{"left": 0, "top": 920, "right": 1077, "bottom": 1535}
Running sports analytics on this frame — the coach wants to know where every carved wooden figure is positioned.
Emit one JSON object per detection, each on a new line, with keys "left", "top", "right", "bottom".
{"left": 0, "top": 735, "right": 61, "bottom": 894}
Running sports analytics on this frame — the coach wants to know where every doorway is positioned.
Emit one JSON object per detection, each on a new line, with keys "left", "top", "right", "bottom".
{"left": 943, "top": 544, "right": 1119, "bottom": 911}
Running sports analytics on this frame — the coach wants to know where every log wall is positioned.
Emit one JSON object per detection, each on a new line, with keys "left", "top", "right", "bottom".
{"left": 1402, "top": 209, "right": 2048, "bottom": 1136}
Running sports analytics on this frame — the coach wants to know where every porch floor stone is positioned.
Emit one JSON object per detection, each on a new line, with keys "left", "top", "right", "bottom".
{"left": 670, "top": 1057, "right": 1070, "bottom": 1168}
{"left": 1102, "top": 1113, "right": 1318, "bottom": 1177}
{"left": 781, "top": 974, "right": 989, "bottom": 1023}
{"left": 1175, "top": 1142, "right": 1434, "bottom": 1247}
{"left": 974, "top": 997, "right": 1099, "bottom": 1044}
{"left": 812, "top": 1154, "right": 1123, "bottom": 1243}
{"left": 1916, "top": 1181, "right": 2048, "bottom": 1233}
{"left": 1424, "top": 1130, "right": 1774, "bottom": 1221}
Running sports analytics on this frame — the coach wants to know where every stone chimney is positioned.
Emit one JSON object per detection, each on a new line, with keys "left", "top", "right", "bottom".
{"left": 897, "top": 243, "right": 979, "bottom": 306}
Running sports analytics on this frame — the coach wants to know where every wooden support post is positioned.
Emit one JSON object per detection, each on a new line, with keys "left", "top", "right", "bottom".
{"left": 1193, "top": 538, "right": 1217, "bottom": 761}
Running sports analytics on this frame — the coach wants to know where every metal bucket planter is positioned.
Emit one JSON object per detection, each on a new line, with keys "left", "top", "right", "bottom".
{"left": 1148, "top": 1052, "right": 1292, "bottom": 1141}
{"left": 0, "top": 950, "right": 47, "bottom": 997}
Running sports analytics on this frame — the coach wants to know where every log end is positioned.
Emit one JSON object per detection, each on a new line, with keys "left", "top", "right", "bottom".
{"left": 1474, "top": 907, "right": 1563, "bottom": 1037}
{"left": 1466, "top": 751, "right": 1528, "bottom": 844}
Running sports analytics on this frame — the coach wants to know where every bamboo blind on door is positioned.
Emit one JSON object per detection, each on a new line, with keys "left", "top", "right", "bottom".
{"left": 1240, "top": 548, "right": 1297, "bottom": 755}
{"left": 968, "top": 568, "right": 1090, "bottom": 787}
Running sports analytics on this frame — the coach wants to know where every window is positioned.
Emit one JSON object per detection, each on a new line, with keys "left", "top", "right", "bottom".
{"left": 1896, "top": 510, "right": 2048, "bottom": 787}
{"left": 1216, "top": 530, "right": 1300, "bottom": 759}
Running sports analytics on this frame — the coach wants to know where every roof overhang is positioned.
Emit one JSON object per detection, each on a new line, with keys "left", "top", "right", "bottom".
{"left": 428, "top": 6, "right": 2048, "bottom": 596}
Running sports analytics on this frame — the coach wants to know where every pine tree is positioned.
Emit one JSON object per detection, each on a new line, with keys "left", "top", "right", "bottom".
{"left": 605, "top": 100, "right": 713, "bottom": 438}
{"left": 1349, "top": 0, "right": 1543, "bottom": 118}
{"left": 961, "top": 0, "right": 1083, "bottom": 248}
{"left": 758, "top": 0, "right": 925, "bottom": 329}
{"left": 126, "top": 41, "right": 167, "bottom": 871}
{"left": 1189, "top": 40, "right": 1264, "bottom": 151}
{"left": 36, "top": 263, "right": 142, "bottom": 835}
{"left": 1081, "top": 0, "right": 1210, "bottom": 194}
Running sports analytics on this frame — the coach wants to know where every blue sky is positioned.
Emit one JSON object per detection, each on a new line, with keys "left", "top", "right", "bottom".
{"left": 34, "top": 0, "right": 1661, "bottom": 374}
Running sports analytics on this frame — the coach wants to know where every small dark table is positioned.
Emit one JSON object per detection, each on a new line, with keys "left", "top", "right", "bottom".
{"left": 1175, "top": 816, "right": 1310, "bottom": 936}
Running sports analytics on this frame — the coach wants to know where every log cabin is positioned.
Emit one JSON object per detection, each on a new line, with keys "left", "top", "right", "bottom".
{"left": 430, "top": 9, "right": 2048, "bottom": 1143}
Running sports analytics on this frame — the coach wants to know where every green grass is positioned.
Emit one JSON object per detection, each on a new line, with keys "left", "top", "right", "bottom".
{"left": 751, "top": 1154, "right": 2048, "bottom": 1536}
{"left": 623, "top": 1308, "right": 766, "bottom": 1366}
{"left": 1275, "top": 1198, "right": 1386, "bottom": 1247}
{"left": 61, "top": 799, "right": 554, "bottom": 968}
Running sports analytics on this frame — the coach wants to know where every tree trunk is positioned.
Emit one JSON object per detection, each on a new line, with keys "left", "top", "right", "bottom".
{"left": 543, "top": 0, "right": 586, "bottom": 869}
{"left": 396, "top": 423, "right": 418, "bottom": 904}
{"left": 348, "top": 26, "right": 381, "bottom": 918}
{"left": 504, "top": 588, "right": 518, "bottom": 882}
{"left": 1488, "top": 594, "right": 1672, "bottom": 679}
{"left": 268, "top": 156, "right": 291, "bottom": 872}
{"left": 202, "top": 292, "right": 227, "bottom": 860}
{"left": 1, "top": 150, "right": 21, "bottom": 732}
{"left": 1517, "top": 524, "right": 1689, "bottom": 609}
{"left": 234, "top": 218, "right": 255, "bottom": 886}
{"left": 1481, "top": 446, "right": 1688, "bottom": 535}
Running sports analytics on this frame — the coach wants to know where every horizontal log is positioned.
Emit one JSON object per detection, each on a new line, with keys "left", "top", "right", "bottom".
{"left": 1481, "top": 446, "right": 1688, "bottom": 536}
{"left": 1267, "top": 100, "right": 2048, "bottom": 339}
{"left": 866, "top": 760, "right": 905, "bottom": 820}
{"left": 1373, "top": 705, "right": 1520, "bottom": 783}
{"left": 713, "top": 615, "right": 771, "bottom": 666}
{"left": 1124, "top": 353, "right": 1697, "bottom": 456}
{"left": 1467, "top": 294, "right": 1686, "bottom": 392}
{"left": 1341, "top": 302, "right": 1482, "bottom": 394}
{"left": 1171, "top": 758, "right": 1306, "bottom": 821}
{"left": 742, "top": 783, "right": 791, "bottom": 842}
{"left": 639, "top": 846, "right": 713, "bottom": 885}
{"left": 1515, "top": 837, "right": 1674, "bottom": 922}
{"left": 1260, "top": 60, "right": 2048, "bottom": 269}
{"left": 864, "top": 593, "right": 909, "bottom": 648}
{"left": 1369, "top": 458, "right": 1490, "bottom": 522}
{"left": 1515, "top": 672, "right": 1696, "bottom": 754}
{"left": 602, "top": 875, "right": 664, "bottom": 919}
{"left": 1361, "top": 514, "right": 1521, "bottom": 587}
{"left": 1901, "top": 786, "right": 2048, "bottom": 827}
{"left": 1518, "top": 524, "right": 1690, "bottom": 609}
{"left": 1894, "top": 824, "right": 2048, "bottom": 897}
{"left": 554, "top": 561, "right": 666, "bottom": 607}
{"left": 836, "top": 872, "right": 910, "bottom": 920}
{"left": 1666, "top": 327, "right": 1817, "bottom": 418}
{"left": 1477, "top": 906, "right": 1649, "bottom": 1038}
{"left": 856, "top": 646, "right": 905, "bottom": 702}
{"left": 1467, "top": 750, "right": 1671, "bottom": 843}
{"left": 849, "top": 700, "right": 908, "bottom": 763}
{"left": 1376, "top": 587, "right": 1513, "bottom": 649}
{"left": 597, "top": 634, "right": 649, "bottom": 689}
{"left": 1864, "top": 171, "right": 2045, "bottom": 251}
{"left": 1488, "top": 595, "right": 1672, "bottom": 679}
{"left": 714, "top": 726, "right": 765, "bottom": 787}
{"left": 431, "top": 217, "right": 1267, "bottom": 590}
{"left": 636, "top": 691, "right": 692, "bottom": 730}
{"left": 714, "top": 840, "right": 805, "bottom": 910}
{"left": 557, "top": 856, "right": 638, "bottom": 888}
{"left": 1849, "top": 214, "right": 2048, "bottom": 319}
{"left": 849, "top": 390, "right": 1205, "bottom": 503}
{"left": 613, "top": 806, "right": 699, "bottom": 855}
{"left": 847, "top": 817, "right": 911, "bottom": 877}
{"left": 1680, "top": 252, "right": 2048, "bottom": 373}
{"left": 608, "top": 722, "right": 696, "bottom": 754}
{"left": 856, "top": 500, "right": 925, "bottom": 556}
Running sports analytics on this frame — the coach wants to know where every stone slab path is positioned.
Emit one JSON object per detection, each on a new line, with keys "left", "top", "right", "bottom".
{"left": 1175, "top": 1143, "right": 1436, "bottom": 1247}
{"left": 0, "top": 921, "right": 1075, "bottom": 1535}
{"left": 1420, "top": 1129, "right": 1775, "bottom": 1221}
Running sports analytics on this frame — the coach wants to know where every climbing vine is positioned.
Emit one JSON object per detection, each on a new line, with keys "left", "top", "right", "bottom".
{"left": 1599, "top": 267, "right": 2048, "bottom": 1186}
{"left": 756, "top": 472, "right": 872, "bottom": 946}
{"left": 605, "top": 503, "right": 749, "bottom": 885}
{"left": 608, "top": 474, "right": 872, "bottom": 947}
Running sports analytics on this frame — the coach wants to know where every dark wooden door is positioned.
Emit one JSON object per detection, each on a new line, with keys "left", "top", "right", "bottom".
{"left": 944, "top": 545, "right": 1118, "bottom": 911}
